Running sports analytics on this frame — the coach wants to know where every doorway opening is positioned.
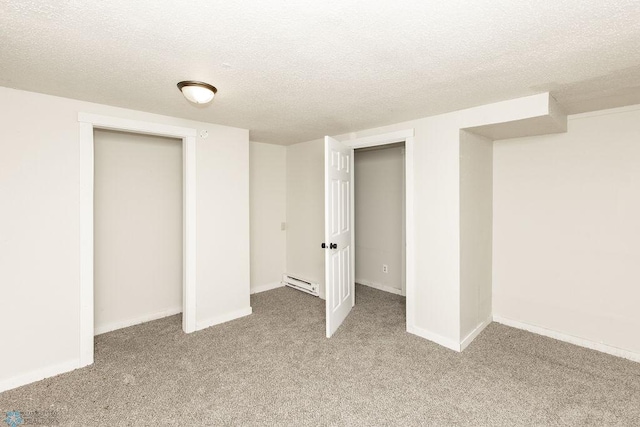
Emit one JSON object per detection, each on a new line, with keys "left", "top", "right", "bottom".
{"left": 93, "top": 129, "right": 183, "bottom": 336}
{"left": 324, "top": 129, "right": 415, "bottom": 337}
{"left": 353, "top": 142, "right": 406, "bottom": 297}
{"left": 78, "top": 113, "right": 197, "bottom": 368}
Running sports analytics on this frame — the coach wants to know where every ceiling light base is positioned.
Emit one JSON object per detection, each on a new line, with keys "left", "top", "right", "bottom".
{"left": 177, "top": 81, "right": 217, "bottom": 104}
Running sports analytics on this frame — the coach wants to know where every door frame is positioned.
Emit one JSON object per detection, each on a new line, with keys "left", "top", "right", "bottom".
{"left": 342, "top": 129, "right": 415, "bottom": 331}
{"left": 78, "top": 112, "right": 197, "bottom": 368}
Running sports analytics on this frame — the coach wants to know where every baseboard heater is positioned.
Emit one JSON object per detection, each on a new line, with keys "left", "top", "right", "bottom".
{"left": 282, "top": 274, "right": 319, "bottom": 297}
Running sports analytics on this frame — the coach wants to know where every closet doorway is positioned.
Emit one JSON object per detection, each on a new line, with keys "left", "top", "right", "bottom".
{"left": 93, "top": 129, "right": 183, "bottom": 336}
{"left": 353, "top": 142, "right": 406, "bottom": 297}
{"left": 323, "top": 130, "right": 415, "bottom": 337}
{"left": 78, "top": 113, "right": 197, "bottom": 368}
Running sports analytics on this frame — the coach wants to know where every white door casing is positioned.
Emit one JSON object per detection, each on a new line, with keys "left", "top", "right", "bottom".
{"left": 324, "top": 136, "right": 354, "bottom": 338}
{"left": 78, "top": 112, "right": 197, "bottom": 368}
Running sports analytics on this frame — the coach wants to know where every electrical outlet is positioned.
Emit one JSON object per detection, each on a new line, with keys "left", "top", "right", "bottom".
{"left": 383, "top": 264, "right": 388, "bottom": 273}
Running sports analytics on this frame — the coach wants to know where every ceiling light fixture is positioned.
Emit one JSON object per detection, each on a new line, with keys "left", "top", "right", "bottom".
{"left": 177, "top": 81, "right": 217, "bottom": 104}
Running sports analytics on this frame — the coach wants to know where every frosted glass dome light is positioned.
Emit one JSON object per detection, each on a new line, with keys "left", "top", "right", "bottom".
{"left": 177, "top": 81, "right": 217, "bottom": 104}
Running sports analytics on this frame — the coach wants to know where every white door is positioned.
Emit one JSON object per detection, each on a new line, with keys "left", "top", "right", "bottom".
{"left": 324, "top": 135, "right": 354, "bottom": 338}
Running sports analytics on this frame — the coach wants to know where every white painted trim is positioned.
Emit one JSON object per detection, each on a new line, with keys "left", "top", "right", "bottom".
{"left": 356, "top": 280, "right": 403, "bottom": 296}
{"left": 350, "top": 150, "right": 355, "bottom": 308}
{"left": 78, "top": 121, "right": 94, "bottom": 368}
{"left": 404, "top": 137, "right": 415, "bottom": 331}
{"left": 182, "top": 135, "right": 197, "bottom": 334}
{"left": 196, "top": 307, "right": 253, "bottom": 331}
{"left": 94, "top": 307, "right": 182, "bottom": 336}
{"left": 250, "top": 281, "right": 285, "bottom": 294}
{"left": 0, "top": 359, "right": 80, "bottom": 393}
{"left": 569, "top": 103, "right": 640, "bottom": 121}
{"left": 493, "top": 315, "right": 640, "bottom": 363}
{"left": 343, "top": 129, "right": 414, "bottom": 149}
{"left": 78, "top": 113, "right": 198, "bottom": 371}
{"left": 400, "top": 146, "right": 406, "bottom": 297}
{"left": 408, "top": 316, "right": 491, "bottom": 353}
{"left": 78, "top": 113, "right": 197, "bottom": 138}
{"left": 460, "top": 316, "right": 492, "bottom": 351}
{"left": 407, "top": 325, "right": 460, "bottom": 352}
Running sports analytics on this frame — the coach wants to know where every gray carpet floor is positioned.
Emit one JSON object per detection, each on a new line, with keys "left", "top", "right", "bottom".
{"left": 2, "top": 285, "right": 640, "bottom": 426}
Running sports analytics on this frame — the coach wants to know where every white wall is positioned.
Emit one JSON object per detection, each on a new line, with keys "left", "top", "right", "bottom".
{"left": 459, "top": 130, "right": 493, "bottom": 345}
{"left": 285, "top": 139, "right": 326, "bottom": 297}
{"left": 249, "top": 141, "right": 286, "bottom": 293}
{"left": 354, "top": 145, "right": 405, "bottom": 294}
{"left": 493, "top": 105, "right": 640, "bottom": 355}
{"left": 93, "top": 129, "right": 182, "bottom": 335}
{"left": 193, "top": 120, "right": 250, "bottom": 330}
{"left": 0, "top": 86, "right": 250, "bottom": 392}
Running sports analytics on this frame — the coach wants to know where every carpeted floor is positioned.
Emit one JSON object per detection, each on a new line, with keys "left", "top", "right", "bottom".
{"left": 2, "top": 285, "right": 640, "bottom": 426}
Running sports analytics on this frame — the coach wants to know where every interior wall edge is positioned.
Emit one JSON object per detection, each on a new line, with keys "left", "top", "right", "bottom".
{"left": 460, "top": 316, "right": 492, "bottom": 352}
{"left": 407, "top": 325, "right": 461, "bottom": 352}
{"left": 94, "top": 306, "right": 182, "bottom": 336}
{"left": 355, "top": 279, "right": 403, "bottom": 296}
{"left": 493, "top": 315, "right": 640, "bottom": 363}
{"left": 250, "top": 282, "right": 285, "bottom": 295}
{"left": 0, "top": 359, "right": 81, "bottom": 394}
{"left": 195, "top": 307, "right": 253, "bottom": 331}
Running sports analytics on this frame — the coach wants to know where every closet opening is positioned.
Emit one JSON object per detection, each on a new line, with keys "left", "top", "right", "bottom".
{"left": 79, "top": 112, "right": 197, "bottom": 368}
{"left": 93, "top": 129, "right": 183, "bottom": 336}
{"left": 324, "top": 131, "right": 414, "bottom": 337}
{"left": 354, "top": 142, "right": 406, "bottom": 298}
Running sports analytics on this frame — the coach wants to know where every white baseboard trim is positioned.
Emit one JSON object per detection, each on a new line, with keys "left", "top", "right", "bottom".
{"left": 94, "top": 307, "right": 182, "bottom": 335}
{"left": 460, "top": 316, "right": 492, "bottom": 351}
{"left": 0, "top": 358, "right": 80, "bottom": 393}
{"left": 356, "top": 279, "right": 403, "bottom": 296}
{"left": 493, "top": 315, "right": 640, "bottom": 363}
{"left": 250, "top": 281, "right": 285, "bottom": 294}
{"left": 196, "top": 307, "right": 253, "bottom": 331}
{"left": 407, "top": 324, "right": 461, "bottom": 352}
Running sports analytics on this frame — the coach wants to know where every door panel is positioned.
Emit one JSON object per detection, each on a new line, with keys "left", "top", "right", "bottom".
{"left": 325, "top": 136, "right": 354, "bottom": 338}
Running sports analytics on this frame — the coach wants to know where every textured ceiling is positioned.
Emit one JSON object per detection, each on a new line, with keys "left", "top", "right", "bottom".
{"left": 1, "top": 1, "right": 640, "bottom": 144}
